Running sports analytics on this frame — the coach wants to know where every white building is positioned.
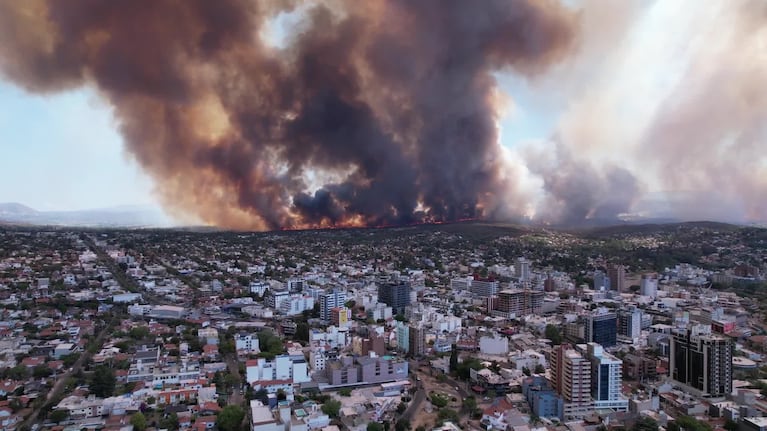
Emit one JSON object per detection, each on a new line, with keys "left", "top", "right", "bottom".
{"left": 279, "top": 294, "right": 315, "bottom": 316}
{"left": 246, "top": 355, "right": 310, "bottom": 397}
{"left": 479, "top": 334, "right": 509, "bottom": 356}
{"left": 235, "top": 333, "right": 261, "bottom": 353}
{"left": 640, "top": 275, "right": 658, "bottom": 298}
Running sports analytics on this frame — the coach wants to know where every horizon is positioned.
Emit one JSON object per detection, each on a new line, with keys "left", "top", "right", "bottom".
{"left": 1, "top": 1, "right": 765, "bottom": 230}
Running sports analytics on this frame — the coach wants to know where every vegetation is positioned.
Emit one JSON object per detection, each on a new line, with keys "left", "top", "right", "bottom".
{"left": 667, "top": 416, "right": 712, "bottom": 431}
{"left": 632, "top": 417, "right": 659, "bottom": 431}
{"left": 130, "top": 412, "right": 147, "bottom": 431}
{"left": 89, "top": 365, "right": 116, "bottom": 398}
{"left": 321, "top": 399, "right": 342, "bottom": 418}
{"left": 48, "top": 409, "right": 69, "bottom": 423}
{"left": 545, "top": 324, "right": 562, "bottom": 345}
{"left": 216, "top": 405, "right": 245, "bottom": 431}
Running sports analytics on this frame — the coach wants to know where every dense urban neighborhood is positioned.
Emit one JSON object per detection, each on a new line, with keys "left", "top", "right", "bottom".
{"left": 0, "top": 222, "right": 766, "bottom": 431}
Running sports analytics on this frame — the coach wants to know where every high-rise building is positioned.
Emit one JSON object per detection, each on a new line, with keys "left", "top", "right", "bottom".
{"left": 396, "top": 322, "right": 409, "bottom": 354}
{"left": 319, "top": 288, "right": 346, "bottom": 322}
{"left": 470, "top": 277, "right": 499, "bottom": 298}
{"left": 583, "top": 343, "right": 628, "bottom": 411}
{"left": 593, "top": 271, "right": 611, "bottom": 291}
{"left": 408, "top": 324, "right": 427, "bottom": 357}
{"left": 608, "top": 264, "right": 626, "bottom": 293}
{"left": 516, "top": 257, "right": 531, "bottom": 282}
{"left": 670, "top": 324, "right": 732, "bottom": 397}
{"left": 584, "top": 309, "right": 617, "bottom": 347}
{"left": 450, "top": 277, "right": 473, "bottom": 292}
{"left": 618, "top": 306, "right": 642, "bottom": 340}
{"left": 640, "top": 274, "right": 658, "bottom": 298}
{"left": 491, "top": 289, "right": 545, "bottom": 318}
{"left": 378, "top": 282, "right": 412, "bottom": 315}
{"left": 550, "top": 344, "right": 592, "bottom": 420}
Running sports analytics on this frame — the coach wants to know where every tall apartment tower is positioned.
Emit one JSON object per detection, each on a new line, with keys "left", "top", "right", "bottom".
{"left": 583, "top": 343, "right": 628, "bottom": 411}
{"left": 608, "top": 264, "right": 626, "bottom": 293}
{"left": 640, "top": 274, "right": 658, "bottom": 298}
{"left": 584, "top": 309, "right": 618, "bottom": 347}
{"left": 319, "top": 288, "right": 346, "bottom": 322}
{"left": 470, "top": 277, "right": 499, "bottom": 298}
{"left": 378, "top": 282, "right": 412, "bottom": 315}
{"left": 618, "top": 306, "right": 642, "bottom": 340}
{"left": 550, "top": 344, "right": 592, "bottom": 420}
{"left": 408, "top": 324, "right": 427, "bottom": 357}
{"left": 515, "top": 257, "right": 531, "bottom": 282}
{"left": 670, "top": 324, "right": 733, "bottom": 397}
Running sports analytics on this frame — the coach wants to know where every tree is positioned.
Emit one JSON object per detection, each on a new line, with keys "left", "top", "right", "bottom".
{"left": 462, "top": 396, "right": 477, "bottom": 414}
{"left": 339, "top": 388, "right": 352, "bottom": 397}
{"left": 395, "top": 419, "right": 410, "bottom": 431}
{"left": 321, "top": 399, "right": 342, "bottom": 418}
{"left": 522, "top": 367, "right": 531, "bottom": 376}
{"left": 216, "top": 405, "right": 245, "bottom": 431}
{"left": 534, "top": 364, "right": 546, "bottom": 374}
{"left": 90, "top": 366, "right": 116, "bottom": 398}
{"left": 545, "top": 324, "right": 562, "bottom": 345}
{"left": 667, "top": 416, "right": 711, "bottom": 431}
{"left": 368, "top": 423, "right": 384, "bottom": 431}
{"left": 449, "top": 344, "right": 458, "bottom": 373}
{"left": 33, "top": 365, "right": 53, "bottom": 379}
{"left": 160, "top": 412, "right": 180, "bottom": 431}
{"left": 632, "top": 416, "right": 659, "bottom": 431}
{"left": 295, "top": 322, "right": 310, "bottom": 343}
{"left": 48, "top": 409, "right": 69, "bottom": 423}
{"left": 130, "top": 412, "right": 147, "bottom": 431}
{"left": 723, "top": 420, "right": 739, "bottom": 431}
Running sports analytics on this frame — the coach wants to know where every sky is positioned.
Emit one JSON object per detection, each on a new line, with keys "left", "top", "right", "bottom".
{"left": 0, "top": 0, "right": 764, "bottom": 225}
{"left": 0, "top": 81, "right": 157, "bottom": 211}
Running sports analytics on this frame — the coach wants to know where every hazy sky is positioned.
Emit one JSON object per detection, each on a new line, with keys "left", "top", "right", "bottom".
{"left": 0, "top": 81, "right": 157, "bottom": 210}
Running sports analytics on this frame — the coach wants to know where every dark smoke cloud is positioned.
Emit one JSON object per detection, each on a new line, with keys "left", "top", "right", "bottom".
{"left": 0, "top": 0, "right": 576, "bottom": 230}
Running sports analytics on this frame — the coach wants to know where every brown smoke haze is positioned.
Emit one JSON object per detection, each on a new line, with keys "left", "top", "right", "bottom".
{"left": 1, "top": 0, "right": 765, "bottom": 229}
{"left": 0, "top": 0, "right": 576, "bottom": 230}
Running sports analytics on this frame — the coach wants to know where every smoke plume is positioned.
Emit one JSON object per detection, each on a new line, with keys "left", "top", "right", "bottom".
{"left": 0, "top": 0, "right": 576, "bottom": 230}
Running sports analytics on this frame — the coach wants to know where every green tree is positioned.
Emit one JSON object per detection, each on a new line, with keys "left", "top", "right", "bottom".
{"left": 462, "top": 396, "right": 477, "bottom": 414}
{"left": 216, "top": 405, "right": 245, "bottom": 431}
{"left": 339, "top": 388, "right": 352, "bottom": 397}
{"left": 321, "top": 399, "right": 342, "bottom": 418}
{"left": 8, "top": 365, "right": 29, "bottom": 380}
{"left": 667, "top": 416, "right": 712, "bottom": 431}
{"left": 160, "top": 412, "right": 180, "bottom": 431}
{"left": 545, "top": 324, "right": 562, "bottom": 345}
{"left": 534, "top": 364, "right": 546, "bottom": 374}
{"left": 90, "top": 366, "right": 116, "bottom": 398}
{"left": 48, "top": 409, "right": 69, "bottom": 423}
{"left": 395, "top": 419, "right": 410, "bottom": 431}
{"left": 724, "top": 420, "right": 739, "bottom": 431}
{"left": 632, "top": 417, "right": 659, "bottom": 431}
{"left": 61, "top": 352, "right": 80, "bottom": 367}
{"left": 33, "top": 365, "right": 53, "bottom": 378}
{"left": 368, "top": 422, "right": 384, "bottom": 431}
{"left": 295, "top": 322, "right": 310, "bottom": 343}
{"left": 130, "top": 412, "right": 147, "bottom": 431}
{"left": 449, "top": 344, "right": 458, "bottom": 373}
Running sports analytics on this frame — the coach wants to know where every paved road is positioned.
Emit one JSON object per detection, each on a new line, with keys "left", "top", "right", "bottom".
{"left": 400, "top": 380, "right": 426, "bottom": 423}
{"left": 225, "top": 354, "right": 244, "bottom": 407}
